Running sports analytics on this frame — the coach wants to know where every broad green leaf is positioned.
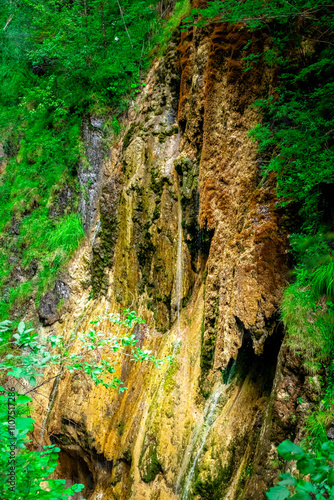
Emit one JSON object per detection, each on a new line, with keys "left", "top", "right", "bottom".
{"left": 278, "top": 473, "right": 297, "bottom": 486}
{"left": 290, "top": 492, "right": 314, "bottom": 499}
{"left": 72, "top": 484, "right": 85, "bottom": 492}
{"left": 312, "top": 468, "right": 328, "bottom": 483}
{"left": 277, "top": 440, "right": 306, "bottom": 461}
{"left": 266, "top": 485, "right": 290, "bottom": 500}
{"left": 7, "top": 367, "right": 23, "bottom": 378}
{"left": 328, "top": 467, "right": 334, "bottom": 487}
{"left": 15, "top": 416, "right": 34, "bottom": 431}
{"left": 297, "top": 457, "right": 315, "bottom": 475}
{"left": 296, "top": 480, "right": 317, "bottom": 493}
{"left": 321, "top": 442, "right": 334, "bottom": 456}
{"left": 16, "top": 395, "right": 33, "bottom": 404}
{"left": 18, "top": 321, "right": 25, "bottom": 334}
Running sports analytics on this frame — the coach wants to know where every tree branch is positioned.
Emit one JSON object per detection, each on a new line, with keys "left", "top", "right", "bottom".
{"left": 24, "top": 371, "right": 64, "bottom": 395}
{"left": 3, "top": 15, "right": 13, "bottom": 31}
{"left": 116, "top": 0, "right": 133, "bottom": 48}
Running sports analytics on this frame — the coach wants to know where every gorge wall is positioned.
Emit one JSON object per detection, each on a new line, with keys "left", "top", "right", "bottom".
{"left": 31, "top": 14, "right": 312, "bottom": 500}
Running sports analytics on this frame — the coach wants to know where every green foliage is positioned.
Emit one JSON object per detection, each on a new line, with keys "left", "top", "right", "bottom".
{"left": 281, "top": 234, "right": 334, "bottom": 375}
{"left": 0, "top": 388, "right": 86, "bottom": 499}
{"left": 267, "top": 439, "right": 334, "bottom": 499}
{"left": 183, "top": 0, "right": 334, "bottom": 31}
{"left": 0, "top": 0, "right": 160, "bottom": 319}
{"left": 311, "top": 259, "right": 334, "bottom": 298}
{"left": 279, "top": 235, "right": 334, "bottom": 455}
{"left": 249, "top": 70, "right": 334, "bottom": 231}
{"left": 279, "top": 232, "right": 334, "bottom": 450}
{"left": 0, "top": 311, "right": 166, "bottom": 389}
{"left": 158, "top": 0, "right": 190, "bottom": 55}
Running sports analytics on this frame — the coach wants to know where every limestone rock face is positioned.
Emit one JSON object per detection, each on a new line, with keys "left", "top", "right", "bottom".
{"left": 32, "top": 16, "right": 297, "bottom": 500}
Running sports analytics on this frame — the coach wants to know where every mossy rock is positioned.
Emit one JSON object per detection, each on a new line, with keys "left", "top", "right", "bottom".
{"left": 201, "top": 297, "right": 219, "bottom": 373}
{"left": 192, "top": 440, "right": 240, "bottom": 499}
{"left": 139, "top": 439, "right": 163, "bottom": 483}
{"left": 163, "top": 359, "right": 180, "bottom": 395}
{"left": 123, "top": 123, "right": 137, "bottom": 150}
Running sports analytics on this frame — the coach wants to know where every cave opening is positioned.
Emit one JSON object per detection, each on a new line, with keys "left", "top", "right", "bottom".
{"left": 54, "top": 446, "right": 95, "bottom": 500}
{"left": 230, "top": 321, "right": 284, "bottom": 395}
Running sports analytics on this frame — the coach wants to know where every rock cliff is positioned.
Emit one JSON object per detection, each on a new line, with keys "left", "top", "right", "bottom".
{"left": 32, "top": 12, "right": 304, "bottom": 500}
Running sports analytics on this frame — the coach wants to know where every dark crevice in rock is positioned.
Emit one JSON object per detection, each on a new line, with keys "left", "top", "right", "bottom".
{"left": 235, "top": 322, "right": 284, "bottom": 393}
{"left": 38, "top": 280, "right": 69, "bottom": 325}
{"left": 51, "top": 420, "right": 115, "bottom": 499}
{"left": 91, "top": 175, "right": 121, "bottom": 296}
{"left": 57, "top": 448, "right": 95, "bottom": 500}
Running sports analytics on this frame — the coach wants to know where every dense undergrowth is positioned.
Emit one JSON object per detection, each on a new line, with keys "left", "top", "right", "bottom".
{"left": 0, "top": 0, "right": 167, "bottom": 324}
{"left": 185, "top": 0, "right": 334, "bottom": 453}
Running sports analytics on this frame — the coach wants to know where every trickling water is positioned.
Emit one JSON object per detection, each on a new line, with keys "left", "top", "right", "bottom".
{"left": 176, "top": 361, "right": 237, "bottom": 500}
{"left": 91, "top": 220, "right": 101, "bottom": 248}
{"left": 176, "top": 385, "right": 223, "bottom": 498}
{"left": 226, "top": 358, "right": 237, "bottom": 385}
{"left": 175, "top": 181, "right": 183, "bottom": 331}
{"left": 78, "top": 119, "right": 104, "bottom": 232}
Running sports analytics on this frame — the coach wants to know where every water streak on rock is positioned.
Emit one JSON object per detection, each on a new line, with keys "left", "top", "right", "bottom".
{"left": 175, "top": 180, "right": 183, "bottom": 332}
{"left": 177, "top": 385, "right": 223, "bottom": 499}
{"left": 91, "top": 220, "right": 101, "bottom": 249}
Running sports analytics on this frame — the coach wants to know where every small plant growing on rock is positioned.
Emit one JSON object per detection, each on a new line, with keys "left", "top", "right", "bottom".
{"left": 0, "top": 310, "right": 165, "bottom": 390}
{"left": 267, "top": 439, "right": 334, "bottom": 499}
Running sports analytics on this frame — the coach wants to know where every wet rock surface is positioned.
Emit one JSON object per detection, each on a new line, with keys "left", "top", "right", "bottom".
{"left": 79, "top": 116, "right": 106, "bottom": 232}
{"left": 32, "top": 13, "right": 297, "bottom": 500}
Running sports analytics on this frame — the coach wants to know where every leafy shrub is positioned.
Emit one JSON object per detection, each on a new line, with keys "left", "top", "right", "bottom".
{"left": 0, "top": 389, "right": 86, "bottom": 500}
{"left": 267, "top": 439, "right": 334, "bottom": 499}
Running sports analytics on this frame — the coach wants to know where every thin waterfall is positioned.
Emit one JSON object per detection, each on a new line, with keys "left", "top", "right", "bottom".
{"left": 91, "top": 220, "right": 101, "bottom": 248}
{"left": 176, "top": 360, "right": 237, "bottom": 499}
{"left": 175, "top": 385, "right": 223, "bottom": 497}
{"left": 175, "top": 180, "right": 183, "bottom": 332}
